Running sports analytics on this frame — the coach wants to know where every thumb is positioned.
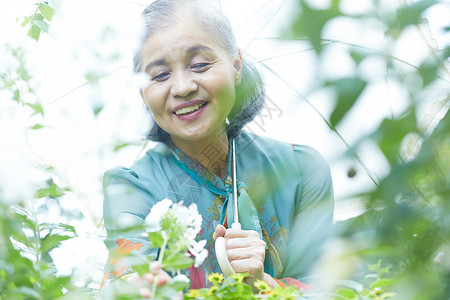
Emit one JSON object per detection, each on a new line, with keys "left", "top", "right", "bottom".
{"left": 213, "top": 224, "right": 226, "bottom": 241}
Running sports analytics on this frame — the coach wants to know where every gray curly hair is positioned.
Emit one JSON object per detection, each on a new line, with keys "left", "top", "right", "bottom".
{"left": 134, "top": 0, "right": 265, "bottom": 142}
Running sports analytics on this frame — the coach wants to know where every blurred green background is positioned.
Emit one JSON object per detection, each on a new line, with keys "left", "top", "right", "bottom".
{"left": 0, "top": 0, "right": 448, "bottom": 299}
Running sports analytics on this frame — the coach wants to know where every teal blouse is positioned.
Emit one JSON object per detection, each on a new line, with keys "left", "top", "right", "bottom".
{"left": 102, "top": 131, "right": 334, "bottom": 289}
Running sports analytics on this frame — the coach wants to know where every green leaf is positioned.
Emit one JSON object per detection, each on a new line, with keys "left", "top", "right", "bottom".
{"left": 35, "top": 183, "right": 69, "bottom": 199}
{"left": 370, "top": 278, "right": 396, "bottom": 289}
{"left": 41, "top": 234, "right": 72, "bottom": 253}
{"left": 33, "top": 19, "right": 49, "bottom": 33}
{"left": 28, "top": 24, "right": 41, "bottom": 41}
{"left": 18, "top": 16, "right": 30, "bottom": 27}
{"left": 368, "top": 259, "right": 382, "bottom": 272}
{"left": 39, "top": 4, "right": 56, "bottom": 21}
{"left": 31, "top": 124, "right": 44, "bottom": 130}
{"left": 329, "top": 77, "right": 367, "bottom": 126}
{"left": 418, "top": 59, "right": 438, "bottom": 87}
{"left": 25, "top": 102, "right": 44, "bottom": 115}
{"left": 396, "top": 0, "right": 437, "bottom": 29}
{"left": 162, "top": 254, "right": 194, "bottom": 271}
{"left": 147, "top": 232, "right": 164, "bottom": 248}
{"left": 38, "top": 223, "right": 77, "bottom": 235}
{"left": 14, "top": 287, "right": 41, "bottom": 298}
{"left": 13, "top": 89, "right": 21, "bottom": 102}
{"left": 335, "top": 288, "right": 356, "bottom": 299}
{"left": 92, "top": 104, "right": 104, "bottom": 116}
{"left": 114, "top": 142, "right": 130, "bottom": 152}
{"left": 375, "top": 111, "right": 417, "bottom": 165}
{"left": 84, "top": 71, "right": 104, "bottom": 83}
{"left": 283, "top": 1, "right": 341, "bottom": 54}
{"left": 132, "top": 261, "right": 150, "bottom": 276}
{"left": 349, "top": 50, "right": 368, "bottom": 65}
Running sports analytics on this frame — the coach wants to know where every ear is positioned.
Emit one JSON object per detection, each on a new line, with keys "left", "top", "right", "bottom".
{"left": 233, "top": 49, "right": 243, "bottom": 86}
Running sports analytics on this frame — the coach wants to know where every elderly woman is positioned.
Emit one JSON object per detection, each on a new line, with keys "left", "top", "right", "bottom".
{"left": 102, "top": 0, "right": 334, "bottom": 293}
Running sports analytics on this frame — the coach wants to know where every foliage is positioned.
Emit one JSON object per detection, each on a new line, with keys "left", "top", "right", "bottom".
{"left": 0, "top": 198, "right": 94, "bottom": 299}
{"left": 283, "top": 0, "right": 450, "bottom": 298}
{"left": 0, "top": 0, "right": 448, "bottom": 299}
{"left": 185, "top": 273, "right": 302, "bottom": 300}
{"left": 20, "top": 1, "right": 59, "bottom": 42}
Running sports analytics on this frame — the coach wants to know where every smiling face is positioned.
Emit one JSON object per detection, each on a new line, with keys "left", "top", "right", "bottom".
{"left": 139, "top": 14, "right": 242, "bottom": 146}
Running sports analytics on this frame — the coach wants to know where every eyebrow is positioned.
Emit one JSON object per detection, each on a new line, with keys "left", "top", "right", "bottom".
{"left": 144, "top": 45, "right": 216, "bottom": 73}
{"left": 145, "top": 59, "right": 165, "bottom": 73}
{"left": 187, "top": 45, "right": 215, "bottom": 54}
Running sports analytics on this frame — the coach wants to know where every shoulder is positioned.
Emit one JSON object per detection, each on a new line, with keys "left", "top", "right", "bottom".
{"left": 238, "top": 131, "right": 329, "bottom": 173}
{"left": 103, "top": 142, "right": 172, "bottom": 194}
{"left": 292, "top": 144, "right": 331, "bottom": 176}
{"left": 103, "top": 143, "right": 173, "bottom": 222}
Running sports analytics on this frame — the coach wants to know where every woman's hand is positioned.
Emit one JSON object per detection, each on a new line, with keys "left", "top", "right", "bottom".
{"left": 213, "top": 224, "right": 266, "bottom": 286}
{"left": 127, "top": 261, "right": 180, "bottom": 299}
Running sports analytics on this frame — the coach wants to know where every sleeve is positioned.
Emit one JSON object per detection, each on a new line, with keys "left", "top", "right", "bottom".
{"left": 101, "top": 167, "right": 160, "bottom": 290}
{"left": 278, "top": 145, "right": 334, "bottom": 290}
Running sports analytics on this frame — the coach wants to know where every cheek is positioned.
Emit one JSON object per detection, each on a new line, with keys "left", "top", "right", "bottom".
{"left": 142, "top": 86, "right": 166, "bottom": 113}
{"left": 207, "top": 73, "right": 236, "bottom": 102}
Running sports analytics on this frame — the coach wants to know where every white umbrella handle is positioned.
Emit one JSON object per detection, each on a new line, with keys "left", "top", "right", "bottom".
{"left": 215, "top": 138, "right": 240, "bottom": 276}
{"left": 215, "top": 222, "right": 241, "bottom": 276}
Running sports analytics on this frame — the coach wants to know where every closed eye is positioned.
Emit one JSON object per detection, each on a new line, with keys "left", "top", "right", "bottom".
{"left": 152, "top": 72, "right": 171, "bottom": 81}
{"left": 190, "top": 63, "right": 211, "bottom": 72}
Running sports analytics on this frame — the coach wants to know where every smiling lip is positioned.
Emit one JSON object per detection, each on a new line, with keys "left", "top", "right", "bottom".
{"left": 172, "top": 100, "right": 208, "bottom": 121}
{"left": 172, "top": 100, "right": 208, "bottom": 114}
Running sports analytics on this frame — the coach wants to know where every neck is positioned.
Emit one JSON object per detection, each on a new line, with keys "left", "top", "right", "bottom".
{"left": 170, "top": 130, "right": 229, "bottom": 178}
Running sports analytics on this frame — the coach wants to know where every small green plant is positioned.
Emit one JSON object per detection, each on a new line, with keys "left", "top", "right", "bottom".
{"left": 331, "top": 260, "right": 396, "bottom": 300}
{"left": 185, "top": 273, "right": 302, "bottom": 300}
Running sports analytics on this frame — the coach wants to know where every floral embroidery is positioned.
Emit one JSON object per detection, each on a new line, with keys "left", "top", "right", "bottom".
{"left": 110, "top": 238, "right": 144, "bottom": 275}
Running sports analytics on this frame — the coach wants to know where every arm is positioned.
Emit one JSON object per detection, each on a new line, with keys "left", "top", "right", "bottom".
{"left": 278, "top": 145, "right": 334, "bottom": 288}
{"left": 101, "top": 168, "right": 158, "bottom": 289}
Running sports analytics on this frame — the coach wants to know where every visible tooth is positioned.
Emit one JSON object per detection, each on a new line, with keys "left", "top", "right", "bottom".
{"left": 175, "top": 104, "right": 202, "bottom": 115}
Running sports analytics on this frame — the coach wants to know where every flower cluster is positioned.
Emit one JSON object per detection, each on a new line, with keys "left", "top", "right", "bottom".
{"left": 144, "top": 198, "right": 208, "bottom": 269}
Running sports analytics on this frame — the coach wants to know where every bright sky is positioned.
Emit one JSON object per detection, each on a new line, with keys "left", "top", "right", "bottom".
{"left": 1, "top": 0, "right": 449, "bottom": 289}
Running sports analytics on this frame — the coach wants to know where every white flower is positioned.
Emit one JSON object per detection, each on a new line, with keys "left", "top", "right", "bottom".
{"left": 173, "top": 202, "right": 190, "bottom": 225}
{"left": 144, "top": 198, "right": 173, "bottom": 232}
{"left": 188, "top": 203, "right": 202, "bottom": 233}
{"left": 194, "top": 249, "right": 208, "bottom": 268}
{"left": 144, "top": 199, "right": 208, "bottom": 268}
{"left": 173, "top": 274, "right": 190, "bottom": 283}
{"left": 189, "top": 240, "right": 208, "bottom": 268}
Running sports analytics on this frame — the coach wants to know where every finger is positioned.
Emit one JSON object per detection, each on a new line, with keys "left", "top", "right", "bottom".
{"left": 230, "top": 258, "right": 265, "bottom": 277}
{"left": 213, "top": 224, "right": 226, "bottom": 241}
{"left": 226, "top": 237, "right": 266, "bottom": 250}
{"left": 224, "top": 229, "right": 260, "bottom": 239}
{"left": 226, "top": 246, "right": 266, "bottom": 262}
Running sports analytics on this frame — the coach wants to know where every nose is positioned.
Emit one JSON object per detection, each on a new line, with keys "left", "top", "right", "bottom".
{"left": 170, "top": 70, "right": 198, "bottom": 98}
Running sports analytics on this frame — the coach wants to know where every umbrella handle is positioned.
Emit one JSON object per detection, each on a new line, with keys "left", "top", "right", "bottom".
{"left": 215, "top": 222, "right": 241, "bottom": 276}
